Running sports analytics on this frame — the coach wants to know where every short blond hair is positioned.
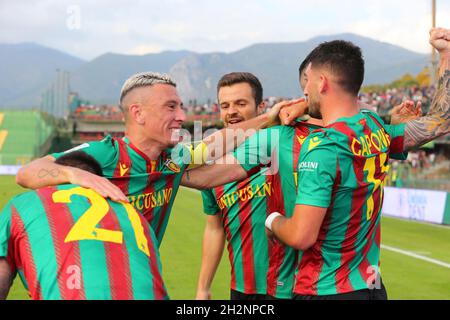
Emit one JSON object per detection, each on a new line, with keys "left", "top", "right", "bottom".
{"left": 119, "top": 72, "right": 176, "bottom": 108}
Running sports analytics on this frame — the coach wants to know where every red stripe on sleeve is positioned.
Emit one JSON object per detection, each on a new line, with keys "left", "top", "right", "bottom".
{"left": 390, "top": 136, "right": 405, "bottom": 154}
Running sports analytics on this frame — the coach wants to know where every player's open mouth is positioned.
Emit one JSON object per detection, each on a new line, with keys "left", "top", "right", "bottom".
{"left": 228, "top": 119, "right": 243, "bottom": 124}
{"left": 170, "top": 128, "right": 182, "bottom": 139}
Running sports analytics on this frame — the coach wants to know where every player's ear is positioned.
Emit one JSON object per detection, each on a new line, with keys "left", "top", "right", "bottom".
{"left": 257, "top": 101, "right": 266, "bottom": 115}
{"left": 318, "top": 74, "right": 328, "bottom": 94}
{"left": 129, "top": 103, "right": 145, "bottom": 125}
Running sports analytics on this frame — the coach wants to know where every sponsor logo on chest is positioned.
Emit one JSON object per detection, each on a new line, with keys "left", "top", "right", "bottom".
{"left": 216, "top": 182, "right": 273, "bottom": 210}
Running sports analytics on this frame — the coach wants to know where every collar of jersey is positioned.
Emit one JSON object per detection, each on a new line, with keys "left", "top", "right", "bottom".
{"left": 294, "top": 119, "right": 323, "bottom": 129}
{"left": 327, "top": 111, "right": 364, "bottom": 127}
{"left": 122, "top": 136, "right": 163, "bottom": 172}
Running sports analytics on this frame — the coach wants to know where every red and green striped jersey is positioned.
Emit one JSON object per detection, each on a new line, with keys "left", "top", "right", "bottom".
{"left": 236, "top": 120, "right": 321, "bottom": 298}
{"left": 52, "top": 136, "right": 194, "bottom": 245}
{"left": 201, "top": 166, "right": 285, "bottom": 298}
{"left": 236, "top": 112, "right": 406, "bottom": 297}
{"left": 294, "top": 110, "right": 406, "bottom": 295}
{"left": 0, "top": 184, "right": 167, "bottom": 300}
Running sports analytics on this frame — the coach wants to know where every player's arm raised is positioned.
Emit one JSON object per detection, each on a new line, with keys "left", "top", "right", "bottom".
{"left": 403, "top": 27, "right": 450, "bottom": 150}
{"left": 196, "top": 214, "right": 225, "bottom": 300}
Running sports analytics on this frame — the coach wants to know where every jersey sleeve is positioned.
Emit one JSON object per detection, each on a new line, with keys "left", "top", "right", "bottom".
{"left": 362, "top": 109, "right": 407, "bottom": 159}
{"left": 234, "top": 126, "right": 281, "bottom": 173}
{"left": 50, "top": 135, "right": 118, "bottom": 168}
{"left": 201, "top": 189, "right": 220, "bottom": 215}
{"left": 385, "top": 123, "right": 406, "bottom": 155}
{"left": 295, "top": 134, "right": 338, "bottom": 208}
{"left": 0, "top": 201, "right": 13, "bottom": 258}
{"left": 170, "top": 141, "right": 209, "bottom": 171}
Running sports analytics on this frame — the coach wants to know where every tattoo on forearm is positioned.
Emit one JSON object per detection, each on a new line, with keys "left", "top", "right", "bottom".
{"left": 37, "top": 168, "right": 60, "bottom": 179}
{"left": 186, "top": 170, "right": 190, "bottom": 181}
{"left": 404, "top": 58, "right": 450, "bottom": 150}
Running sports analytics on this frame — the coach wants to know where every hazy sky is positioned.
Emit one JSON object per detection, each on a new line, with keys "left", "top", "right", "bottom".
{"left": 1, "top": 0, "right": 448, "bottom": 60}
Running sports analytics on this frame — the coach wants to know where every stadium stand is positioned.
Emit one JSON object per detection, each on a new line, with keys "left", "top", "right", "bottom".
{"left": 0, "top": 111, "right": 55, "bottom": 165}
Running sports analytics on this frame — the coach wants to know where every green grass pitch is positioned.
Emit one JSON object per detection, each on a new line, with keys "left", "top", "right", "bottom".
{"left": 1, "top": 176, "right": 449, "bottom": 300}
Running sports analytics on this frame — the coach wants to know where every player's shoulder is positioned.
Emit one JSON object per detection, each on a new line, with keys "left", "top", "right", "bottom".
{"left": 168, "top": 140, "right": 198, "bottom": 153}
{"left": 268, "top": 124, "right": 291, "bottom": 134}
{"left": 292, "top": 119, "right": 323, "bottom": 131}
{"left": 248, "top": 125, "right": 290, "bottom": 138}
{"left": 166, "top": 142, "right": 195, "bottom": 168}
{"left": 306, "top": 127, "right": 336, "bottom": 143}
{"left": 302, "top": 128, "right": 339, "bottom": 154}
{"left": 360, "top": 109, "right": 386, "bottom": 126}
{"left": 2, "top": 189, "right": 42, "bottom": 214}
{"left": 86, "top": 135, "right": 117, "bottom": 150}
{"left": 52, "top": 135, "right": 117, "bottom": 158}
{"left": 253, "top": 125, "right": 292, "bottom": 144}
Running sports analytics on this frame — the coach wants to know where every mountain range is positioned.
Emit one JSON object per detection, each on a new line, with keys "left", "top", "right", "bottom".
{"left": 0, "top": 33, "right": 430, "bottom": 107}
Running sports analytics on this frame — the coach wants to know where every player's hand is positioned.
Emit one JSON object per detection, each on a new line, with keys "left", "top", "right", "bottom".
{"left": 267, "top": 98, "right": 306, "bottom": 127}
{"left": 195, "top": 289, "right": 211, "bottom": 300}
{"left": 429, "top": 27, "right": 450, "bottom": 56}
{"left": 278, "top": 98, "right": 308, "bottom": 125}
{"left": 64, "top": 167, "right": 129, "bottom": 202}
{"left": 389, "top": 100, "right": 422, "bottom": 125}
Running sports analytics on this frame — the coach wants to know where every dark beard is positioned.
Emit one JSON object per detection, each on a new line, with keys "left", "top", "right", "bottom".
{"left": 308, "top": 101, "right": 323, "bottom": 119}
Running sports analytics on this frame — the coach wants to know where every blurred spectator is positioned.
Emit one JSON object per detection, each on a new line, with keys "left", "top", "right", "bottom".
{"left": 359, "top": 85, "right": 436, "bottom": 116}
{"left": 73, "top": 104, "right": 123, "bottom": 120}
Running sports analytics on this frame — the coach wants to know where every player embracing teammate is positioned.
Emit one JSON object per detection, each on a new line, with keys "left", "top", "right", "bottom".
{"left": 1, "top": 26, "right": 448, "bottom": 300}
{"left": 189, "top": 27, "right": 449, "bottom": 300}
